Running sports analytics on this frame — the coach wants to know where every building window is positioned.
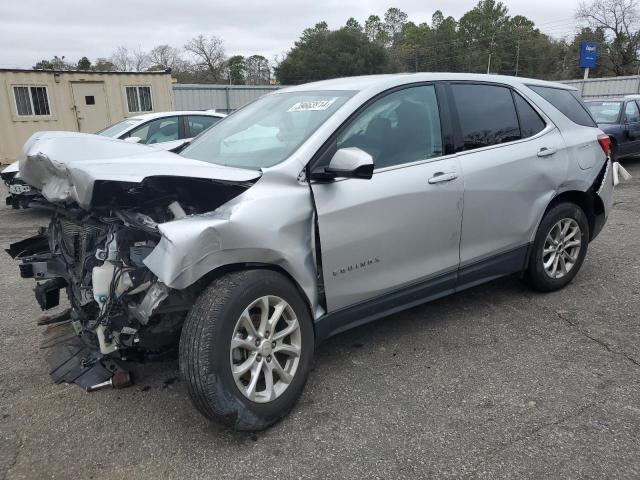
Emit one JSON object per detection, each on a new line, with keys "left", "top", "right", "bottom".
{"left": 125, "top": 86, "right": 153, "bottom": 113}
{"left": 13, "top": 85, "right": 51, "bottom": 116}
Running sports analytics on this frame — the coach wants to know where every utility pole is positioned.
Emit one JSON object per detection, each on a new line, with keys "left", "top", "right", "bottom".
{"left": 487, "top": 32, "right": 495, "bottom": 74}
{"left": 515, "top": 38, "right": 520, "bottom": 76}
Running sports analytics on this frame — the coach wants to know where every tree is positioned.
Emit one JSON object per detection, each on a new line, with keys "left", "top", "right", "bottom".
{"left": 275, "top": 24, "right": 391, "bottom": 84}
{"left": 148, "top": 44, "right": 182, "bottom": 71}
{"left": 33, "top": 55, "right": 72, "bottom": 70}
{"left": 345, "top": 17, "right": 362, "bottom": 31}
{"left": 184, "top": 34, "right": 226, "bottom": 82}
{"left": 110, "top": 46, "right": 133, "bottom": 71}
{"left": 94, "top": 58, "right": 117, "bottom": 72}
{"left": 246, "top": 55, "right": 271, "bottom": 84}
{"left": 577, "top": 0, "right": 640, "bottom": 75}
{"left": 33, "top": 59, "right": 54, "bottom": 70}
{"left": 384, "top": 7, "right": 409, "bottom": 46}
{"left": 226, "top": 55, "right": 246, "bottom": 84}
{"left": 76, "top": 56, "right": 92, "bottom": 70}
{"left": 131, "top": 47, "right": 151, "bottom": 71}
{"left": 365, "top": 15, "right": 388, "bottom": 44}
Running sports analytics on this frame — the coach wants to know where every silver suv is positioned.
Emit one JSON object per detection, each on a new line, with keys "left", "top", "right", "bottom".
{"left": 9, "top": 73, "right": 614, "bottom": 431}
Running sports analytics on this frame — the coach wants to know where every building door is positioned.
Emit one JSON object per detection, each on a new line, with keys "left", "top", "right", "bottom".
{"left": 70, "top": 82, "right": 110, "bottom": 133}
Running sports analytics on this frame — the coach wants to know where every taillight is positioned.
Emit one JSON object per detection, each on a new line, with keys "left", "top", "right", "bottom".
{"left": 597, "top": 134, "right": 611, "bottom": 157}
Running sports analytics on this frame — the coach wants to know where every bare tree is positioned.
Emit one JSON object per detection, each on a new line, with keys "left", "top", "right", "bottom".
{"left": 148, "top": 44, "right": 183, "bottom": 71}
{"left": 109, "top": 46, "right": 133, "bottom": 71}
{"left": 577, "top": 0, "right": 640, "bottom": 74}
{"left": 184, "top": 34, "right": 226, "bottom": 82}
{"left": 131, "top": 46, "right": 151, "bottom": 71}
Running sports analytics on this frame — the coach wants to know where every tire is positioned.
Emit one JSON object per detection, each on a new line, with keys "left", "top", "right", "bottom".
{"left": 525, "top": 202, "right": 589, "bottom": 292}
{"left": 179, "top": 269, "right": 314, "bottom": 431}
{"left": 10, "top": 195, "right": 20, "bottom": 209}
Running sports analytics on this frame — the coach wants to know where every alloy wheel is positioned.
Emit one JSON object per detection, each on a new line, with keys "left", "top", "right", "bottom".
{"left": 542, "top": 218, "right": 582, "bottom": 279}
{"left": 230, "top": 295, "right": 301, "bottom": 403}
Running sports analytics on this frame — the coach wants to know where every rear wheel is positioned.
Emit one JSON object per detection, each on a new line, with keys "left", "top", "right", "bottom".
{"left": 179, "top": 270, "right": 314, "bottom": 431}
{"left": 525, "top": 202, "right": 589, "bottom": 292}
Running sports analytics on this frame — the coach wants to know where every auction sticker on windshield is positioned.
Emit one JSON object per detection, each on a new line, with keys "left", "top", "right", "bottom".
{"left": 288, "top": 98, "right": 338, "bottom": 112}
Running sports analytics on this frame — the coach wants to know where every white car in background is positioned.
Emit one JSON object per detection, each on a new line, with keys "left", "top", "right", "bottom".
{"left": 1, "top": 110, "right": 226, "bottom": 208}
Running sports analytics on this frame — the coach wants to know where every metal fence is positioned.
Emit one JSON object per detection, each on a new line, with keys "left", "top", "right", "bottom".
{"left": 172, "top": 84, "right": 284, "bottom": 112}
{"left": 561, "top": 75, "right": 640, "bottom": 99}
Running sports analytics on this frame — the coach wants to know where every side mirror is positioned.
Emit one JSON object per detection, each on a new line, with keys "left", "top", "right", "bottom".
{"left": 323, "top": 147, "right": 374, "bottom": 180}
{"left": 124, "top": 136, "right": 142, "bottom": 144}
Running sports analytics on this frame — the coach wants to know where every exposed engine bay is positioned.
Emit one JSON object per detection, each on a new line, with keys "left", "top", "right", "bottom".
{"left": 8, "top": 175, "right": 253, "bottom": 391}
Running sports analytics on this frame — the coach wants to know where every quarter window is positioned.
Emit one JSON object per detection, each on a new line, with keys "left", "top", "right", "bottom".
{"left": 13, "top": 85, "right": 51, "bottom": 116}
{"left": 513, "top": 93, "right": 546, "bottom": 138}
{"left": 125, "top": 86, "right": 153, "bottom": 113}
{"left": 451, "top": 84, "right": 520, "bottom": 150}
{"left": 528, "top": 85, "right": 596, "bottom": 128}
{"left": 337, "top": 85, "right": 443, "bottom": 169}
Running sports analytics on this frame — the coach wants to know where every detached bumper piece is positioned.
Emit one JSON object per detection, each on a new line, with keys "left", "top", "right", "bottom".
{"left": 42, "top": 322, "right": 132, "bottom": 392}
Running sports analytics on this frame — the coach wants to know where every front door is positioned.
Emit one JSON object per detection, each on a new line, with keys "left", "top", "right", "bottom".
{"left": 70, "top": 82, "right": 110, "bottom": 133}
{"left": 311, "top": 84, "right": 463, "bottom": 312}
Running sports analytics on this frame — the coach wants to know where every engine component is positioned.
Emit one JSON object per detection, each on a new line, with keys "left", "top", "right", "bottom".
{"left": 34, "top": 278, "right": 67, "bottom": 310}
{"left": 129, "top": 241, "right": 156, "bottom": 267}
{"left": 86, "top": 371, "right": 132, "bottom": 392}
{"left": 168, "top": 201, "right": 187, "bottom": 219}
{"left": 130, "top": 282, "right": 170, "bottom": 325}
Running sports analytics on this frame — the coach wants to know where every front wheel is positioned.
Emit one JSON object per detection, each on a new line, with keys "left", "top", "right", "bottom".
{"left": 179, "top": 270, "right": 314, "bottom": 431}
{"left": 524, "top": 202, "right": 589, "bottom": 292}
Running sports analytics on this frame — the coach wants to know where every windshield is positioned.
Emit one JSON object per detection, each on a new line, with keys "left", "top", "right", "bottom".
{"left": 586, "top": 101, "right": 622, "bottom": 124}
{"left": 97, "top": 119, "right": 142, "bottom": 138}
{"left": 180, "top": 90, "right": 354, "bottom": 169}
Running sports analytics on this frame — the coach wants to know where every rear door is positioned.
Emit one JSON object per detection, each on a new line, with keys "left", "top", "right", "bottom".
{"left": 449, "top": 82, "right": 569, "bottom": 283}
{"left": 311, "top": 84, "right": 463, "bottom": 312}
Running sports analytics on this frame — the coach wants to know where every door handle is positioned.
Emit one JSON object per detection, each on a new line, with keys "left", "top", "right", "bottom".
{"left": 428, "top": 172, "right": 458, "bottom": 184}
{"left": 537, "top": 147, "right": 556, "bottom": 157}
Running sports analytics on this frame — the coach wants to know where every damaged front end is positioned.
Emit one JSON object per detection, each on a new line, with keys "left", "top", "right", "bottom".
{"left": 8, "top": 132, "right": 261, "bottom": 391}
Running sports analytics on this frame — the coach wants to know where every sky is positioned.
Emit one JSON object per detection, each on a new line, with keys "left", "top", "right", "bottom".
{"left": 0, "top": 0, "right": 582, "bottom": 69}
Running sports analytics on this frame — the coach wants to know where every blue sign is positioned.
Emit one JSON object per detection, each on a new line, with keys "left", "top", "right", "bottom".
{"left": 579, "top": 42, "right": 597, "bottom": 68}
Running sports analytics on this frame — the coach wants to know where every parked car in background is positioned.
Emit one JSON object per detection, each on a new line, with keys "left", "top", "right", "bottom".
{"left": 8, "top": 73, "right": 614, "bottom": 431}
{"left": 585, "top": 96, "right": 640, "bottom": 161}
{"left": 1, "top": 110, "right": 226, "bottom": 208}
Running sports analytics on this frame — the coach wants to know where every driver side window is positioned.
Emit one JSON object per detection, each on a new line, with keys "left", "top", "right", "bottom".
{"left": 336, "top": 85, "right": 442, "bottom": 169}
{"left": 128, "top": 117, "right": 179, "bottom": 144}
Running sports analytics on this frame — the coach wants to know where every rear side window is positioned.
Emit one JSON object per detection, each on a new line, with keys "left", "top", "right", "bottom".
{"left": 528, "top": 86, "right": 596, "bottom": 127}
{"left": 187, "top": 115, "right": 221, "bottom": 137}
{"left": 451, "top": 83, "right": 521, "bottom": 150}
{"left": 513, "top": 93, "right": 546, "bottom": 138}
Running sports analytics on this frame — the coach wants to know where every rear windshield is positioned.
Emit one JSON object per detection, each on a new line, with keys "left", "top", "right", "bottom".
{"left": 585, "top": 101, "right": 622, "bottom": 124}
{"left": 528, "top": 85, "right": 597, "bottom": 128}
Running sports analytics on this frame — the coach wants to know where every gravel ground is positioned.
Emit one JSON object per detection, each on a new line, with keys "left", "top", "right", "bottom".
{"left": 1, "top": 160, "right": 639, "bottom": 480}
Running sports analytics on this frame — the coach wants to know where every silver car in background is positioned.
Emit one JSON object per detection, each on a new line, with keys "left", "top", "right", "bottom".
{"left": 9, "top": 73, "right": 614, "bottom": 431}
